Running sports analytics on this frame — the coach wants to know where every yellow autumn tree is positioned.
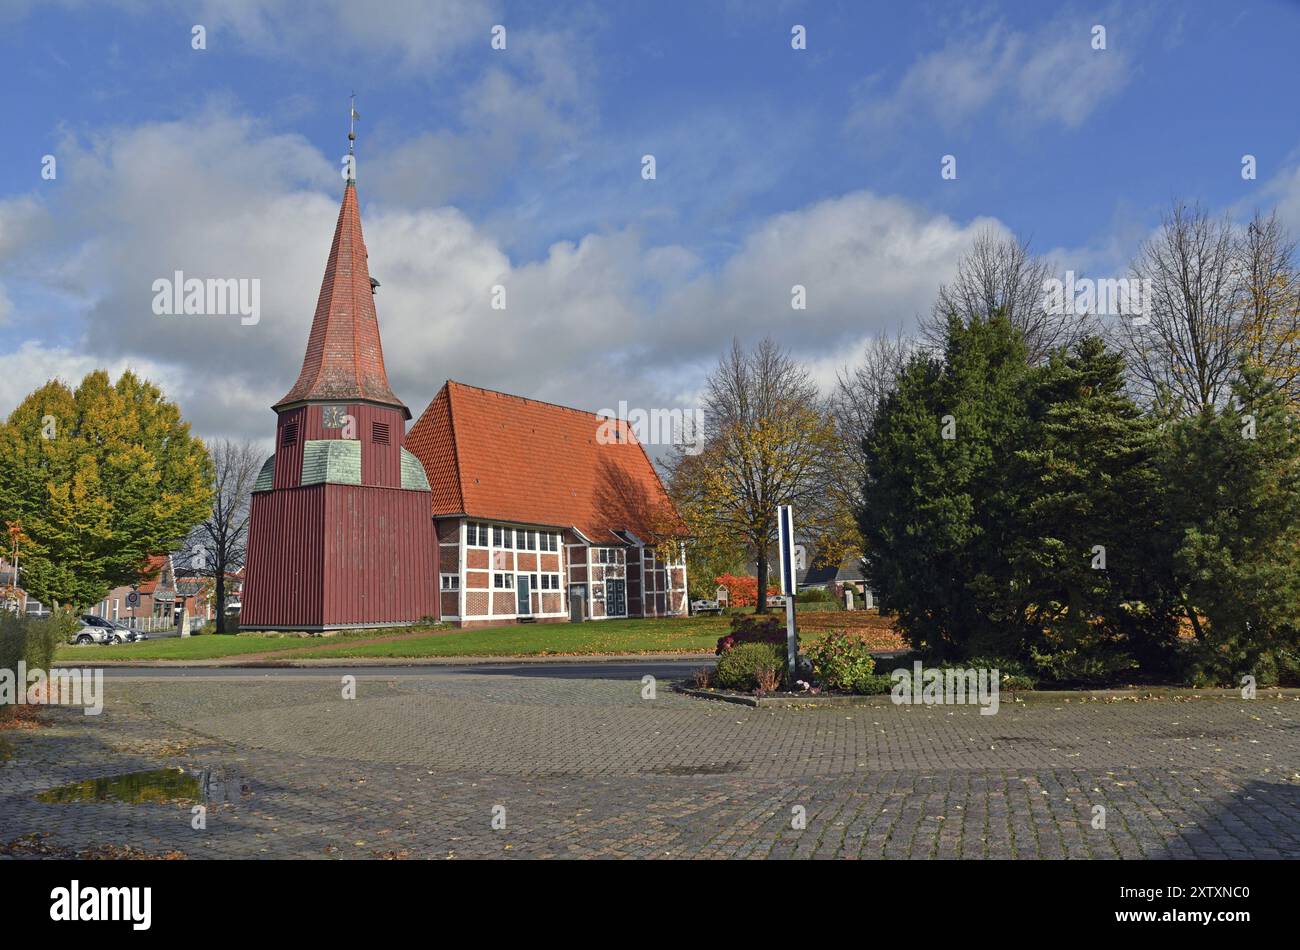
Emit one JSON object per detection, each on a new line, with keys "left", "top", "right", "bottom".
{"left": 0, "top": 370, "right": 214, "bottom": 609}
{"left": 666, "top": 338, "right": 843, "bottom": 612}
{"left": 1239, "top": 211, "right": 1300, "bottom": 410}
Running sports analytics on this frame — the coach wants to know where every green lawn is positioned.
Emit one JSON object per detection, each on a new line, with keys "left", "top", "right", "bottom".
{"left": 49, "top": 612, "right": 876, "bottom": 663}
{"left": 289, "top": 614, "right": 734, "bottom": 659}
{"left": 51, "top": 628, "right": 397, "bottom": 663}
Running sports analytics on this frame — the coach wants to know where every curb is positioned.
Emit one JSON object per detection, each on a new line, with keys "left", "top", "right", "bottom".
{"left": 674, "top": 685, "right": 1300, "bottom": 708}
{"left": 674, "top": 687, "right": 891, "bottom": 708}
{"left": 73, "top": 652, "right": 720, "bottom": 670}
{"left": 1005, "top": 686, "right": 1300, "bottom": 703}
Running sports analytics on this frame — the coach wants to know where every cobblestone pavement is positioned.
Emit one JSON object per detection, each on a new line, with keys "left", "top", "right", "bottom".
{"left": 2, "top": 670, "right": 1298, "bottom": 859}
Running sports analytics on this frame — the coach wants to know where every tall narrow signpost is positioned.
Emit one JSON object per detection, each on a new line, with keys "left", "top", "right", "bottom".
{"left": 777, "top": 505, "right": 798, "bottom": 683}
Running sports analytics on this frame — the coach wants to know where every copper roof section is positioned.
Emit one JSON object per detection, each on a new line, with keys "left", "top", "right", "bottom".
{"left": 275, "top": 181, "right": 408, "bottom": 417}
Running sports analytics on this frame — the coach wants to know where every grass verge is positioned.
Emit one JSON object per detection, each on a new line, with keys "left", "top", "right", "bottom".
{"left": 50, "top": 611, "right": 906, "bottom": 662}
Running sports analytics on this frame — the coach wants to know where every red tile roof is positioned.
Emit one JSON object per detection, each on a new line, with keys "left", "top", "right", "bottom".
{"left": 406, "top": 381, "right": 686, "bottom": 543}
{"left": 275, "top": 181, "right": 407, "bottom": 416}
{"left": 135, "top": 554, "right": 168, "bottom": 594}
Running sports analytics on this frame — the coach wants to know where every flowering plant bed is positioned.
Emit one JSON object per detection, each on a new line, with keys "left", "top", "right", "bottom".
{"left": 673, "top": 683, "right": 896, "bottom": 708}
{"left": 675, "top": 682, "right": 1300, "bottom": 708}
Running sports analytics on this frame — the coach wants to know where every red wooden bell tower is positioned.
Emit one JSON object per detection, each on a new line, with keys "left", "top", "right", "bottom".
{"left": 242, "top": 154, "right": 437, "bottom": 630}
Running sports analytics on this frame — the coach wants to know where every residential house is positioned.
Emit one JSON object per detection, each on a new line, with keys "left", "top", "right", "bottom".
{"left": 93, "top": 554, "right": 206, "bottom": 623}
{"left": 797, "top": 554, "right": 875, "bottom": 607}
{"left": 1, "top": 552, "right": 206, "bottom": 622}
{"left": 0, "top": 558, "right": 44, "bottom": 616}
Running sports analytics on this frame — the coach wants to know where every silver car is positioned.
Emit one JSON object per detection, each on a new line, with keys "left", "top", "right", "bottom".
{"left": 70, "top": 622, "right": 114, "bottom": 645}
{"left": 74, "top": 614, "right": 138, "bottom": 645}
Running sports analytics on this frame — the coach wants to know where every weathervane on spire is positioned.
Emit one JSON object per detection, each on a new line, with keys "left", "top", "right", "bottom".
{"left": 345, "top": 93, "right": 359, "bottom": 182}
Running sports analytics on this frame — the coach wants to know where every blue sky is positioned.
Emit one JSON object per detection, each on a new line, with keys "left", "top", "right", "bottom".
{"left": 2, "top": 0, "right": 1299, "bottom": 446}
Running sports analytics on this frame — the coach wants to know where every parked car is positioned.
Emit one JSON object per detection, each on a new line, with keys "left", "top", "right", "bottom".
{"left": 77, "top": 614, "right": 145, "bottom": 644}
{"left": 70, "top": 621, "right": 115, "bottom": 645}
{"left": 691, "top": 599, "right": 723, "bottom": 615}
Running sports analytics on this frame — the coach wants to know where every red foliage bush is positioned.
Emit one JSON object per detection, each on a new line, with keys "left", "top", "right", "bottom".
{"left": 715, "top": 573, "right": 778, "bottom": 609}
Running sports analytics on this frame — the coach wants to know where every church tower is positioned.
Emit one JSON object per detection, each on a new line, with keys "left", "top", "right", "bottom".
{"left": 242, "top": 104, "right": 437, "bottom": 629}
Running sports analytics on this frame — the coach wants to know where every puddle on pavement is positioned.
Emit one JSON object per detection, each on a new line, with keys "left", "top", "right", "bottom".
{"left": 36, "top": 767, "right": 202, "bottom": 805}
{"left": 198, "top": 768, "right": 247, "bottom": 804}
{"left": 36, "top": 766, "right": 247, "bottom": 806}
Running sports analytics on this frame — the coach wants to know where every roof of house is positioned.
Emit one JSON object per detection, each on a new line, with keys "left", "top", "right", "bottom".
{"left": 136, "top": 554, "right": 170, "bottom": 594}
{"left": 274, "top": 181, "right": 407, "bottom": 417}
{"left": 405, "top": 381, "right": 686, "bottom": 544}
{"left": 798, "top": 555, "right": 870, "bottom": 588}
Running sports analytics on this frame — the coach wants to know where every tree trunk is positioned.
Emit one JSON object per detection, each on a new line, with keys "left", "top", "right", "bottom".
{"left": 214, "top": 574, "right": 226, "bottom": 634}
{"left": 756, "top": 554, "right": 769, "bottom": 613}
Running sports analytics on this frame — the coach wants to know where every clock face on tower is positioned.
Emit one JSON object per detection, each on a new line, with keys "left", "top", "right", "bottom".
{"left": 322, "top": 405, "right": 347, "bottom": 429}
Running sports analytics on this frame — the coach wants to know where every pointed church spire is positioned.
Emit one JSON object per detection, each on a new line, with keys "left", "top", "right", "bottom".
{"left": 274, "top": 100, "right": 407, "bottom": 417}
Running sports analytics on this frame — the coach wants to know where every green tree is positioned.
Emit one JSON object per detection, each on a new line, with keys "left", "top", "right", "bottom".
{"left": 1008, "top": 336, "right": 1180, "bottom": 682}
{"left": 859, "top": 312, "right": 1032, "bottom": 658}
{"left": 1162, "top": 363, "right": 1300, "bottom": 683}
{"left": 0, "top": 370, "right": 214, "bottom": 609}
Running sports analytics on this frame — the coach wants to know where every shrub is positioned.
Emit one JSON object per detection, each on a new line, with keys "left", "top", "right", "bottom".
{"left": 716, "top": 612, "right": 786, "bottom": 655}
{"left": 935, "top": 656, "right": 1036, "bottom": 691}
{"left": 796, "top": 587, "right": 833, "bottom": 603}
{"left": 796, "top": 587, "right": 840, "bottom": 610}
{"left": 753, "top": 664, "right": 781, "bottom": 694}
{"left": 0, "top": 610, "right": 77, "bottom": 717}
{"left": 855, "top": 673, "right": 894, "bottom": 695}
{"left": 714, "top": 642, "right": 785, "bottom": 692}
{"left": 997, "top": 671, "right": 1036, "bottom": 691}
{"left": 1277, "top": 649, "right": 1300, "bottom": 687}
{"left": 1178, "top": 643, "right": 1300, "bottom": 688}
{"left": 1029, "top": 635, "right": 1138, "bottom": 688}
{"left": 806, "top": 632, "right": 877, "bottom": 692}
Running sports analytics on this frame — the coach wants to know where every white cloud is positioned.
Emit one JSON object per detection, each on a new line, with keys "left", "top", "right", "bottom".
{"left": 657, "top": 193, "right": 997, "bottom": 361}
{"left": 1260, "top": 160, "right": 1300, "bottom": 237}
{"left": 367, "top": 23, "right": 597, "bottom": 209}
{"left": 1, "top": 0, "right": 498, "bottom": 71}
{"left": 0, "top": 338, "right": 175, "bottom": 412}
{"left": 0, "top": 110, "right": 1006, "bottom": 448}
{"left": 851, "top": 9, "right": 1137, "bottom": 135}
{"left": 0, "top": 196, "right": 46, "bottom": 260}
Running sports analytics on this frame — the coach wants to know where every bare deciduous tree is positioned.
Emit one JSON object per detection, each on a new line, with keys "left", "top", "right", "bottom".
{"left": 829, "top": 327, "right": 915, "bottom": 516}
{"left": 922, "top": 228, "right": 1081, "bottom": 362}
{"left": 1238, "top": 210, "right": 1300, "bottom": 405}
{"left": 1115, "top": 202, "right": 1245, "bottom": 415}
{"left": 182, "top": 440, "right": 261, "bottom": 632}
